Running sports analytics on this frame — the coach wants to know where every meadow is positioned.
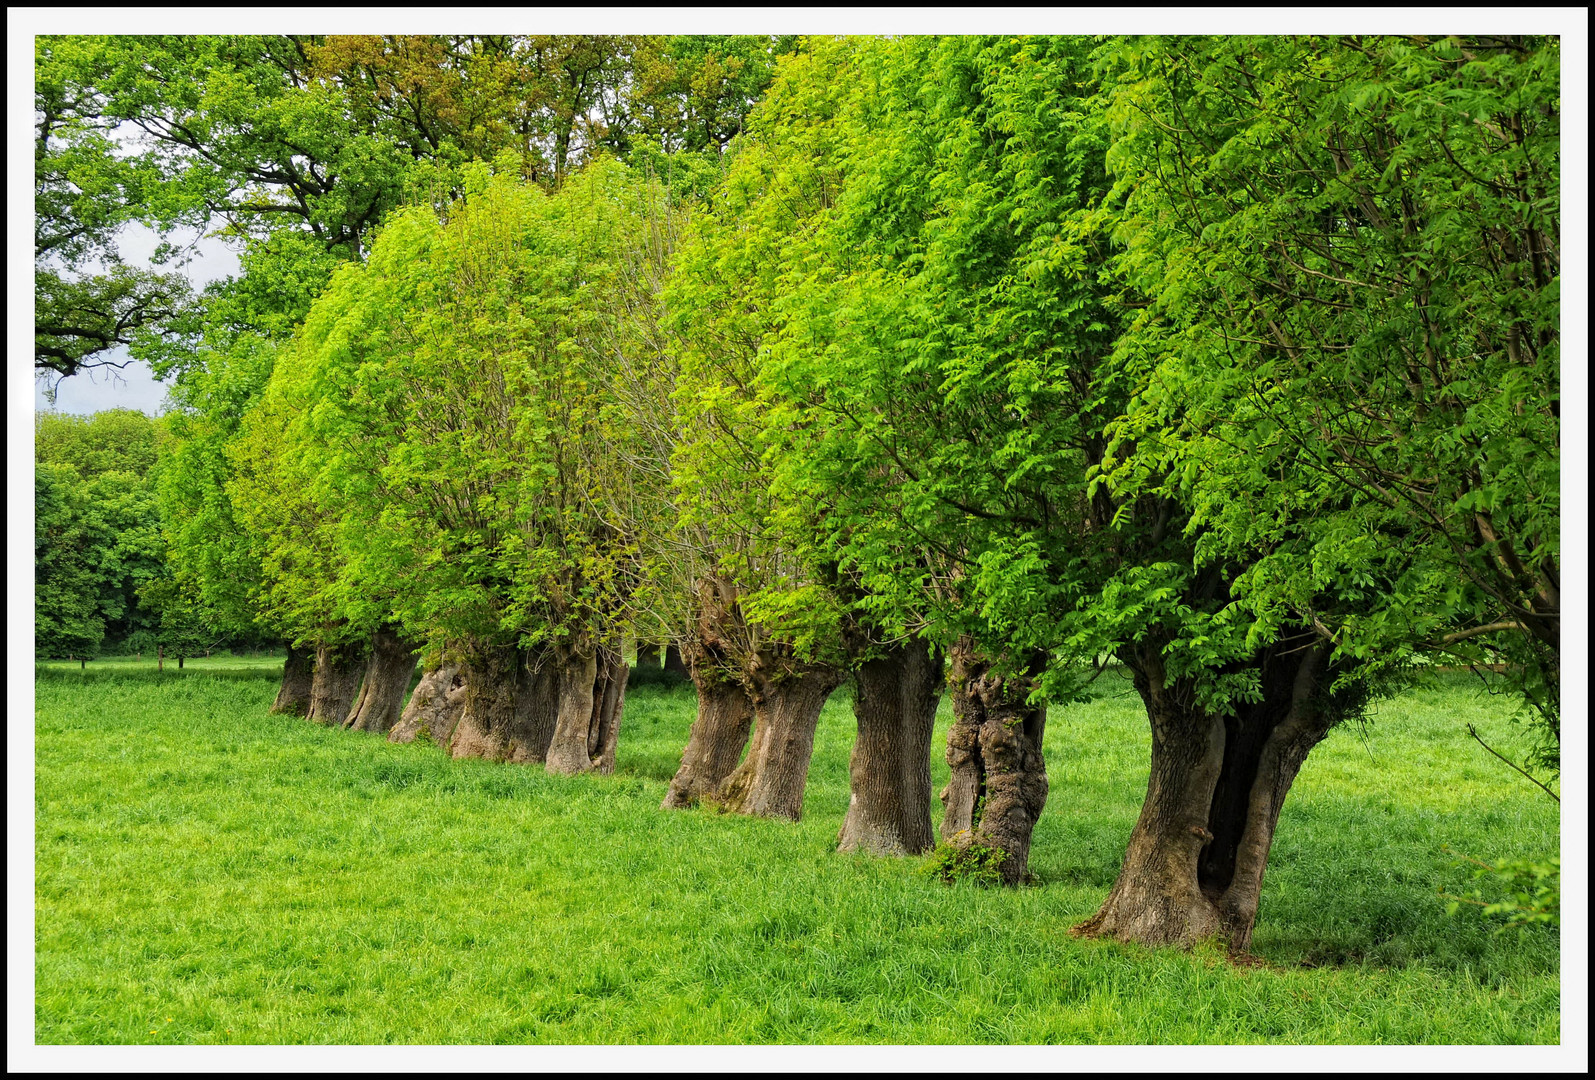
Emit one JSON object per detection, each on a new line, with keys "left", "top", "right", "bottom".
{"left": 33, "top": 662, "right": 1559, "bottom": 1044}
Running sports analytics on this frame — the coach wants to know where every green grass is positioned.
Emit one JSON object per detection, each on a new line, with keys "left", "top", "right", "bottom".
{"left": 34, "top": 666, "right": 1559, "bottom": 1044}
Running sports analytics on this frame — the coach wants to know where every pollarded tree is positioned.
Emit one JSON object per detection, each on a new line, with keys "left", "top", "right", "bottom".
{"left": 661, "top": 40, "right": 874, "bottom": 822}
{"left": 1057, "top": 35, "right": 1563, "bottom": 950}
{"left": 228, "top": 370, "right": 376, "bottom": 726}
{"left": 288, "top": 157, "right": 657, "bottom": 773}
{"left": 1096, "top": 34, "right": 1562, "bottom": 763}
{"left": 741, "top": 35, "right": 1129, "bottom": 870}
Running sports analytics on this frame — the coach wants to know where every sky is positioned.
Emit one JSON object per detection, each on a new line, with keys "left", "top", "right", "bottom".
{"left": 32, "top": 223, "right": 241, "bottom": 417}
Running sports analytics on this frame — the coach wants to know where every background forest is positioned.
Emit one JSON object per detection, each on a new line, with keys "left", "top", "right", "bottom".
{"left": 32, "top": 32, "right": 1563, "bottom": 1048}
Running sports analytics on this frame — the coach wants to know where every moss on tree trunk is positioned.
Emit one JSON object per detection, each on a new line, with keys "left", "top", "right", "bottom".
{"left": 938, "top": 637, "right": 1048, "bottom": 886}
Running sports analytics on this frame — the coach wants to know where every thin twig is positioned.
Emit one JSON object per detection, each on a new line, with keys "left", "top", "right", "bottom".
{"left": 1466, "top": 723, "right": 1559, "bottom": 803}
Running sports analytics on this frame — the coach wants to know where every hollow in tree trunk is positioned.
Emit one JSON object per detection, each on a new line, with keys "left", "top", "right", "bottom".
{"left": 344, "top": 627, "right": 421, "bottom": 734}
{"left": 389, "top": 662, "right": 464, "bottom": 747}
{"left": 838, "top": 637, "right": 943, "bottom": 855}
{"left": 271, "top": 645, "right": 315, "bottom": 716}
{"left": 717, "top": 656, "right": 844, "bottom": 822}
{"left": 938, "top": 637, "right": 1049, "bottom": 885}
{"left": 449, "top": 644, "right": 562, "bottom": 763}
{"left": 307, "top": 640, "right": 368, "bottom": 725}
{"left": 545, "top": 643, "right": 600, "bottom": 775}
{"left": 1074, "top": 639, "right": 1339, "bottom": 953}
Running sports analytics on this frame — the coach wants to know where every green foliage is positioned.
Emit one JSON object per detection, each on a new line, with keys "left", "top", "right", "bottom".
{"left": 34, "top": 36, "right": 193, "bottom": 382}
{"left": 34, "top": 410, "right": 167, "bottom": 658}
{"left": 35, "top": 409, "right": 160, "bottom": 480}
{"left": 242, "top": 157, "right": 668, "bottom": 658}
{"left": 1095, "top": 35, "right": 1560, "bottom": 747}
{"left": 1442, "top": 851, "right": 1560, "bottom": 932}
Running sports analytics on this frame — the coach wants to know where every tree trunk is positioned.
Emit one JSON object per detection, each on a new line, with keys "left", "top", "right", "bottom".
{"left": 717, "top": 659, "right": 844, "bottom": 821}
{"left": 662, "top": 664, "right": 755, "bottom": 810}
{"left": 343, "top": 627, "right": 421, "bottom": 734}
{"left": 938, "top": 637, "right": 1049, "bottom": 885}
{"left": 389, "top": 662, "right": 465, "bottom": 747}
{"left": 270, "top": 645, "right": 315, "bottom": 716}
{"left": 177, "top": 655, "right": 184, "bottom": 670}
{"left": 1075, "top": 641, "right": 1337, "bottom": 953}
{"left": 587, "top": 640, "right": 628, "bottom": 774}
{"left": 635, "top": 640, "right": 663, "bottom": 670}
{"left": 306, "top": 640, "right": 368, "bottom": 725}
{"left": 663, "top": 642, "right": 689, "bottom": 679}
{"left": 838, "top": 637, "right": 942, "bottom": 855}
{"left": 545, "top": 644, "right": 600, "bottom": 775}
{"left": 517, "top": 649, "right": 562, "bottom": 764}
{"left": 449, "top": 644, "right": 562, "bottom": 763}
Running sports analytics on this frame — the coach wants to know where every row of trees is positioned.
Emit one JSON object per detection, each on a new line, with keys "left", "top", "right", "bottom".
{"left": 40, "top": 34, "right": 1558, "bottom": 954}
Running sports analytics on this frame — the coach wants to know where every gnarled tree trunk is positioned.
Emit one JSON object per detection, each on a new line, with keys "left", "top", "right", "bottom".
{"left": 389, "top": 662, "right": 465, "bottom": 747}
{"left": 663, "top": 590, "right": 756, "bottom": 809}
{"left": 344, "top": 627, "right": 420, "bottom": 734}
{"left": 838, "top": 637, "right": 942, "bottom": 855}
{"left": 1075, "top": 640, "right": 1337, "bottom": 953}
{"left": 587, "top": 640, "right": 628, "bottom": 774}
{"left": 717, "top": 658, "right": 844, "bottom": 821}
{"left": 938, "top": 637, "right": 1049, "bottom": 885}
{"left": 545, "top": 644, "right": 600, "bottom": 775}
{"left": 662, "top": 664, "right": 755, "bottom": 810}
{"left": 271, "top": 645, "right": 315, "bottom": 716}
{"left": 450, "top": 644, "right": 562, "bottom": 764}
{"left": 307, "top": 640, "right": 369, "bottom": 726}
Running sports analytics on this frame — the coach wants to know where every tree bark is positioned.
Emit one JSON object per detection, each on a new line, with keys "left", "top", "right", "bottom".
{"left": 306, "top": 640, "right": 368, "bottom": 725}
{"left": 1075, "top": 640, "right": 1338, "bottom": 952}
{"left": 343, "top": 627, "right": 420, "bottom": 734}
{"left": 663, "top": 588, "right": 756, "bottom": 809}
{"left": 389, "top": 662, "right": 465, "bottom": 747}
{"left": 663, "top": 642, "right": 689, "bottom": 679}
{"left": 449, "top": 644, "right": 562, "bottom": 764}
{"left": 545, "top": 643, "right": 600, "bottom": 775}
{"left": 938, "top": 637, "right": 1049, "bottom": 885}
{"left": 662, "top": 664, "right": 755, "bottom": 810}
{"left": 838, "top": 637, "right": 942, "bottom": 855}
{"left": 270, "top": 645, "right": 315, "bottom": 716}
{"left": 717, "top": 658, "right": 844, "bottom": 822}
{"left": 586, "top": 640, "right": 628, "bottom": 774}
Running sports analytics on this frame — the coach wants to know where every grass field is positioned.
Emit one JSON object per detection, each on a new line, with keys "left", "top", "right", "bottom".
{"left": 33, "top": 663, "right": 1559, "bottom": 1044}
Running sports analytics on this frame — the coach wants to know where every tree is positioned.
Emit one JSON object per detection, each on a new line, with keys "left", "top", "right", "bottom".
{"left": 35, "top": 410, "right": 167, "bottom": 659}
{"left": 1094, "top": 35, "right": 1561, "bottom": 769}
{"left": 271, "top": 158, "right": 659, "bottom": 772}
{"left": 660, "top": 39, "right": 869, "bottom": 822}
{"left": 34, "top": 37, "right": 192, "bottom": 387}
